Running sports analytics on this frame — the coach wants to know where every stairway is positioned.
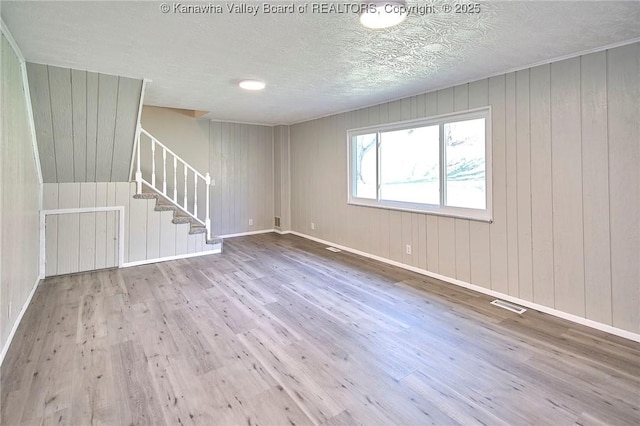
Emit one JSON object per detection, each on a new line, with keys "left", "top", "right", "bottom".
{"left": 133, "top": 186, "right": 223, "bottom": 251}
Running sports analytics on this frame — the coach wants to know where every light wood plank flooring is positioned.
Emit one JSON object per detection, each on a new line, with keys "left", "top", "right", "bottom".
{"left": 1, "top": 233, "right": 639, "bottom": 425}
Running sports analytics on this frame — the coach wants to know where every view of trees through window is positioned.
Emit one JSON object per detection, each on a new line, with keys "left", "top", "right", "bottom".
{"left": 351, "top": 112, "right": 488, "bottom": 216}
{"left": 445, "top": 118, "right": 486, "bottom": 209}
{"left": 380, "top": 125, "right": 439, "bottom": 204}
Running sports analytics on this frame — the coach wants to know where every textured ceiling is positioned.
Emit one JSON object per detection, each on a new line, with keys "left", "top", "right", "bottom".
{"left": 3, "top": 1, "right": 639, "bottom": 125}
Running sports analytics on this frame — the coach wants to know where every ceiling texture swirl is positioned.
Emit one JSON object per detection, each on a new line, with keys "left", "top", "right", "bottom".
{"left": 3, "top": 0, "right": 639, "bottom": 124}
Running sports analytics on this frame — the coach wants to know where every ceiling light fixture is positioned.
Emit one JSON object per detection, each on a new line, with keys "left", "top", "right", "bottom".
{"left": 360, "top": 1, "right": 408, "bottom": 29}
{"left": 239, "top": 80, "right": 266, "bottom": 90}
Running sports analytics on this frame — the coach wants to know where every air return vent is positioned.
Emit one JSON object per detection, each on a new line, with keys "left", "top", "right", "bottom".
{"left": 326, "top": 247, "right": 341, "bottom": 253}
{"left": 274, "top": 216, "right": 281, "bottom": 228}
{"left": 490, "top": 299, "right": 527, "bottom": 314}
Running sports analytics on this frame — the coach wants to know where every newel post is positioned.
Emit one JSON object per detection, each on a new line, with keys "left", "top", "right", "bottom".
{"left": 135, "top": 127, "right": 142, "bottom": 194}
{"left": 205, "top": 173, "right": 211, "bottom": 241}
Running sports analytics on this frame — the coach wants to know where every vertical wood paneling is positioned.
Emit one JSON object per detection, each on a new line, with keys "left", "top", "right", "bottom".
{"left": 437, "top": 87, "right": 454, "bottom": 114}
{"left": 581, "top": 51, "right": 612, "bottom": 325}
{"left": 105, "top": 183, "right": 118, "bottom": 266}
{"left": 505, "top": 72, "right": 519, "bottom": 297}
{"left": 126, "top": 182, "right": 147, "bottom": 262}
{"left": 56, "top": 184, "right": 80, "bottom": 274}
{"left": 114, "top": 182, "right": 130, "bottom": 262}
{"left": 551, "top": 57, "right": 585, "bottom": 316}
{"left": 438, "top": 218, "right": 456, "bottom": 278}
{"left": 607, "top": 44, "right": 639, "bottom": 332}
{"left": 44, "top": 216, "right": 57, "bottom": 277}
{"left": 221, "top": 122, "right": 232, "bottom": 233}
{"left": 453, "top": 84, "right": 471, "bottom": 282}
{"left": 516, "top": 70, "right": 533, "bottom": 301}
{"left": 469, "top": 222, "right": 491, "bottom": 288}
{"left": 236, "top": 124, "right": 248, "bottom": 232}
{"left": 146, "top": 201, "right": 161, "bottom": 260}
{"left": 210, "top": 121, "right": 223, "bottom": 236}
{"left": 71, "top": 70, "right": 87, "bottom": 182}
{"left": 426, "top": 215, "right": 439, "bottom": 273}
{"left": 43, "top": 182, "right": 213, "bottom": 273}
{"left": 27, "top": 65, "right": 142, "bottom": 183}
{"left": 79, "top": 183, "right": 97, "bottom": 272}
{"left": 197, "top": 119, "right": 273, "bottom": 236}
{"left": 417, "top": 215, "right": 428, "bottom": 270}
{"left": 95, "top": 75, "right": 119, "bottom": 181}
{"left": 44, "top": 185, "right": 59, "bottom": 276}
{"left": 388, "top": 211, "right": 403, "bottom": 263}
{"left": 489, "top": 75, "right": 510, "bottom": 295}
{"left": 94, "top": 183, "right": 108, "bottom": 270}
{"left": 284, "top": 43, "right": 639, "bottom": 334}
{"left": 401, "top": 212, "right": 412, "bottom": 265}
{"left": 187, "top": 233, "right": 198, "bottom": 254}
{"left": 111, "top": 78, "right": 141, "bottom": 180}
{"left": 85, "top": 72, "right": 99, "bottom": 182}
{"left": 48, "top": 67, "right": 74, "bottom": 182}
{"left": 437, "top": 88, "right": 456, "bottom": 278}
{"left": 455, "top": 220, "right": 471, "bottom": 282}
{"left": 175, "top": 223, "right": 189, "bottom": 256}
{"left": 410, "top": 213, "right": 421, "bottom": 268}
{"left": 160, "top": 211, "right": 177, "bottom": 258}
{"left": 453, "top": 84, "right": 469, "bottom": 111}
{"left": 529, "top": 65, "right": 555, "bottom": 308}
{"left": 468, "top": 79, "right": 489, "bottom": 109}
{"left": 26, "top": 63, "right": 56, "bottom": 182}
{"left": 468, "top": 79, "right": 492, "bottom": 289}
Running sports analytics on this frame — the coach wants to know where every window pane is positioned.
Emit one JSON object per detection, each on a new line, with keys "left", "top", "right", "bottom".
{"left": 380, "top": 125, "right": 439, "bottom": 205}
{"left": 354, "top": 133, "right": 377, "bottom": 199}
{"left": 444, "top": 118, "right": 486, "bottom": 209}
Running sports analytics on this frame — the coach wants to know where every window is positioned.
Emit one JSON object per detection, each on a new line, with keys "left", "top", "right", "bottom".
{"left": 348, "top": 107, "right": 491, "bottom": 221}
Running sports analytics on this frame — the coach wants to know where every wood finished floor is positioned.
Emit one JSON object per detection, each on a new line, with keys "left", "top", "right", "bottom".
{"left": 1, "top": 233, "right": 639, "bottom": 425}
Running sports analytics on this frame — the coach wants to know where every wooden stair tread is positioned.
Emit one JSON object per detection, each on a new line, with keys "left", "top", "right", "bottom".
{"left": 132, "top": 184, "right": 221, "bottom": 251}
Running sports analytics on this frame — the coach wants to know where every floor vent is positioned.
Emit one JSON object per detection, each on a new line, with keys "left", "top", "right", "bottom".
{"left": 326, "top": 246, "right": 341, "bottom": 253}
{"left": 490, "top": 299, "right": 527, "bottom": 314}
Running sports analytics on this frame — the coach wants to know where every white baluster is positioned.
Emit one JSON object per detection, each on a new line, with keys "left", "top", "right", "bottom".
{"left": 151, "top": 138, "right": 156, "bottom": 188}
{"left": 205, "top": 173, "right": 211, "bottom": 241}
{"left": 183, "top": 164, "right": 188, "bottom": 210}
{"left": 173, "top": 157, "right": 177, "bottom": 202}
{"left": 135, "top": 128, "right": 142, "bottom": 194}
{"left": 162, "top": 148, "right": 167, "bottom": 195}
{"left": 194, "top": 174, "right": 198, "bottom": 218}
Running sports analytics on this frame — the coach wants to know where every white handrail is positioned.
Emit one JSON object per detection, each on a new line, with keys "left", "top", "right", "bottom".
{"left": 135, "top": 127, "right": 212, "bottom": 241}
{"left": 140, "top": 128, "right": 206, "bottom": 180}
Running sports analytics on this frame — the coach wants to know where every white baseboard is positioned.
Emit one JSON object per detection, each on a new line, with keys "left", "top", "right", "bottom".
{"left": 219, "top": 229, "right": 275, "bottom": 239}
{"left": 285, "top": 230, "right": 640, "bottom": 343}
{"left": 0, "top": 276, "right": 41, "bottom": 366}
{"left": 122, "top": 248, "right": 221, "bottom": 268}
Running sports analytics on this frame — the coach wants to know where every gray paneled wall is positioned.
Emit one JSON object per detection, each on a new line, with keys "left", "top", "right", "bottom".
{"left": 26, "top": 63, "right": 142, "bottom": 183}
{"left": 1, "top": 32, "right": 42, "bottom": 356}
{"left": 140, "top": 107, "right": 276, "bottom": 237}
{"left": 289, "top": 43, "right": 640, "bottom": 334}
{"left": 43, "top": 182, "right": 213, "bottom": 275}
{"left": 210, "top": 121, "right": 274, "bottom": 236}
{"left": 274, "top": 125, "right": 291, "bottom": 231}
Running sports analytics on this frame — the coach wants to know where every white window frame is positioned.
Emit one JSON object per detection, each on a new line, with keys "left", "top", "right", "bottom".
{"left": 347, "top": 107, "right": 492, "bottom": 222}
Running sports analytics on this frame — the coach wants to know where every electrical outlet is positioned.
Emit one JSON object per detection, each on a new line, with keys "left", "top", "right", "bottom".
{"left": 249, "top": 219, "right": 253, "bottom": 226}
{"left": 311, "top": 222, "right": 315, "bottom": 230}
{"left": 405, "top": 244, "right": 412, "bottom": 255}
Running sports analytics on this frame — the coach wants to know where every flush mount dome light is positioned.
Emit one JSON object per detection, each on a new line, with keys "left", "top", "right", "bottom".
{"left": 360, "top": 1, "right": 408, "bottom": 29}
{"left": 239, "top": 80, "right": 266, "bottom": 90}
